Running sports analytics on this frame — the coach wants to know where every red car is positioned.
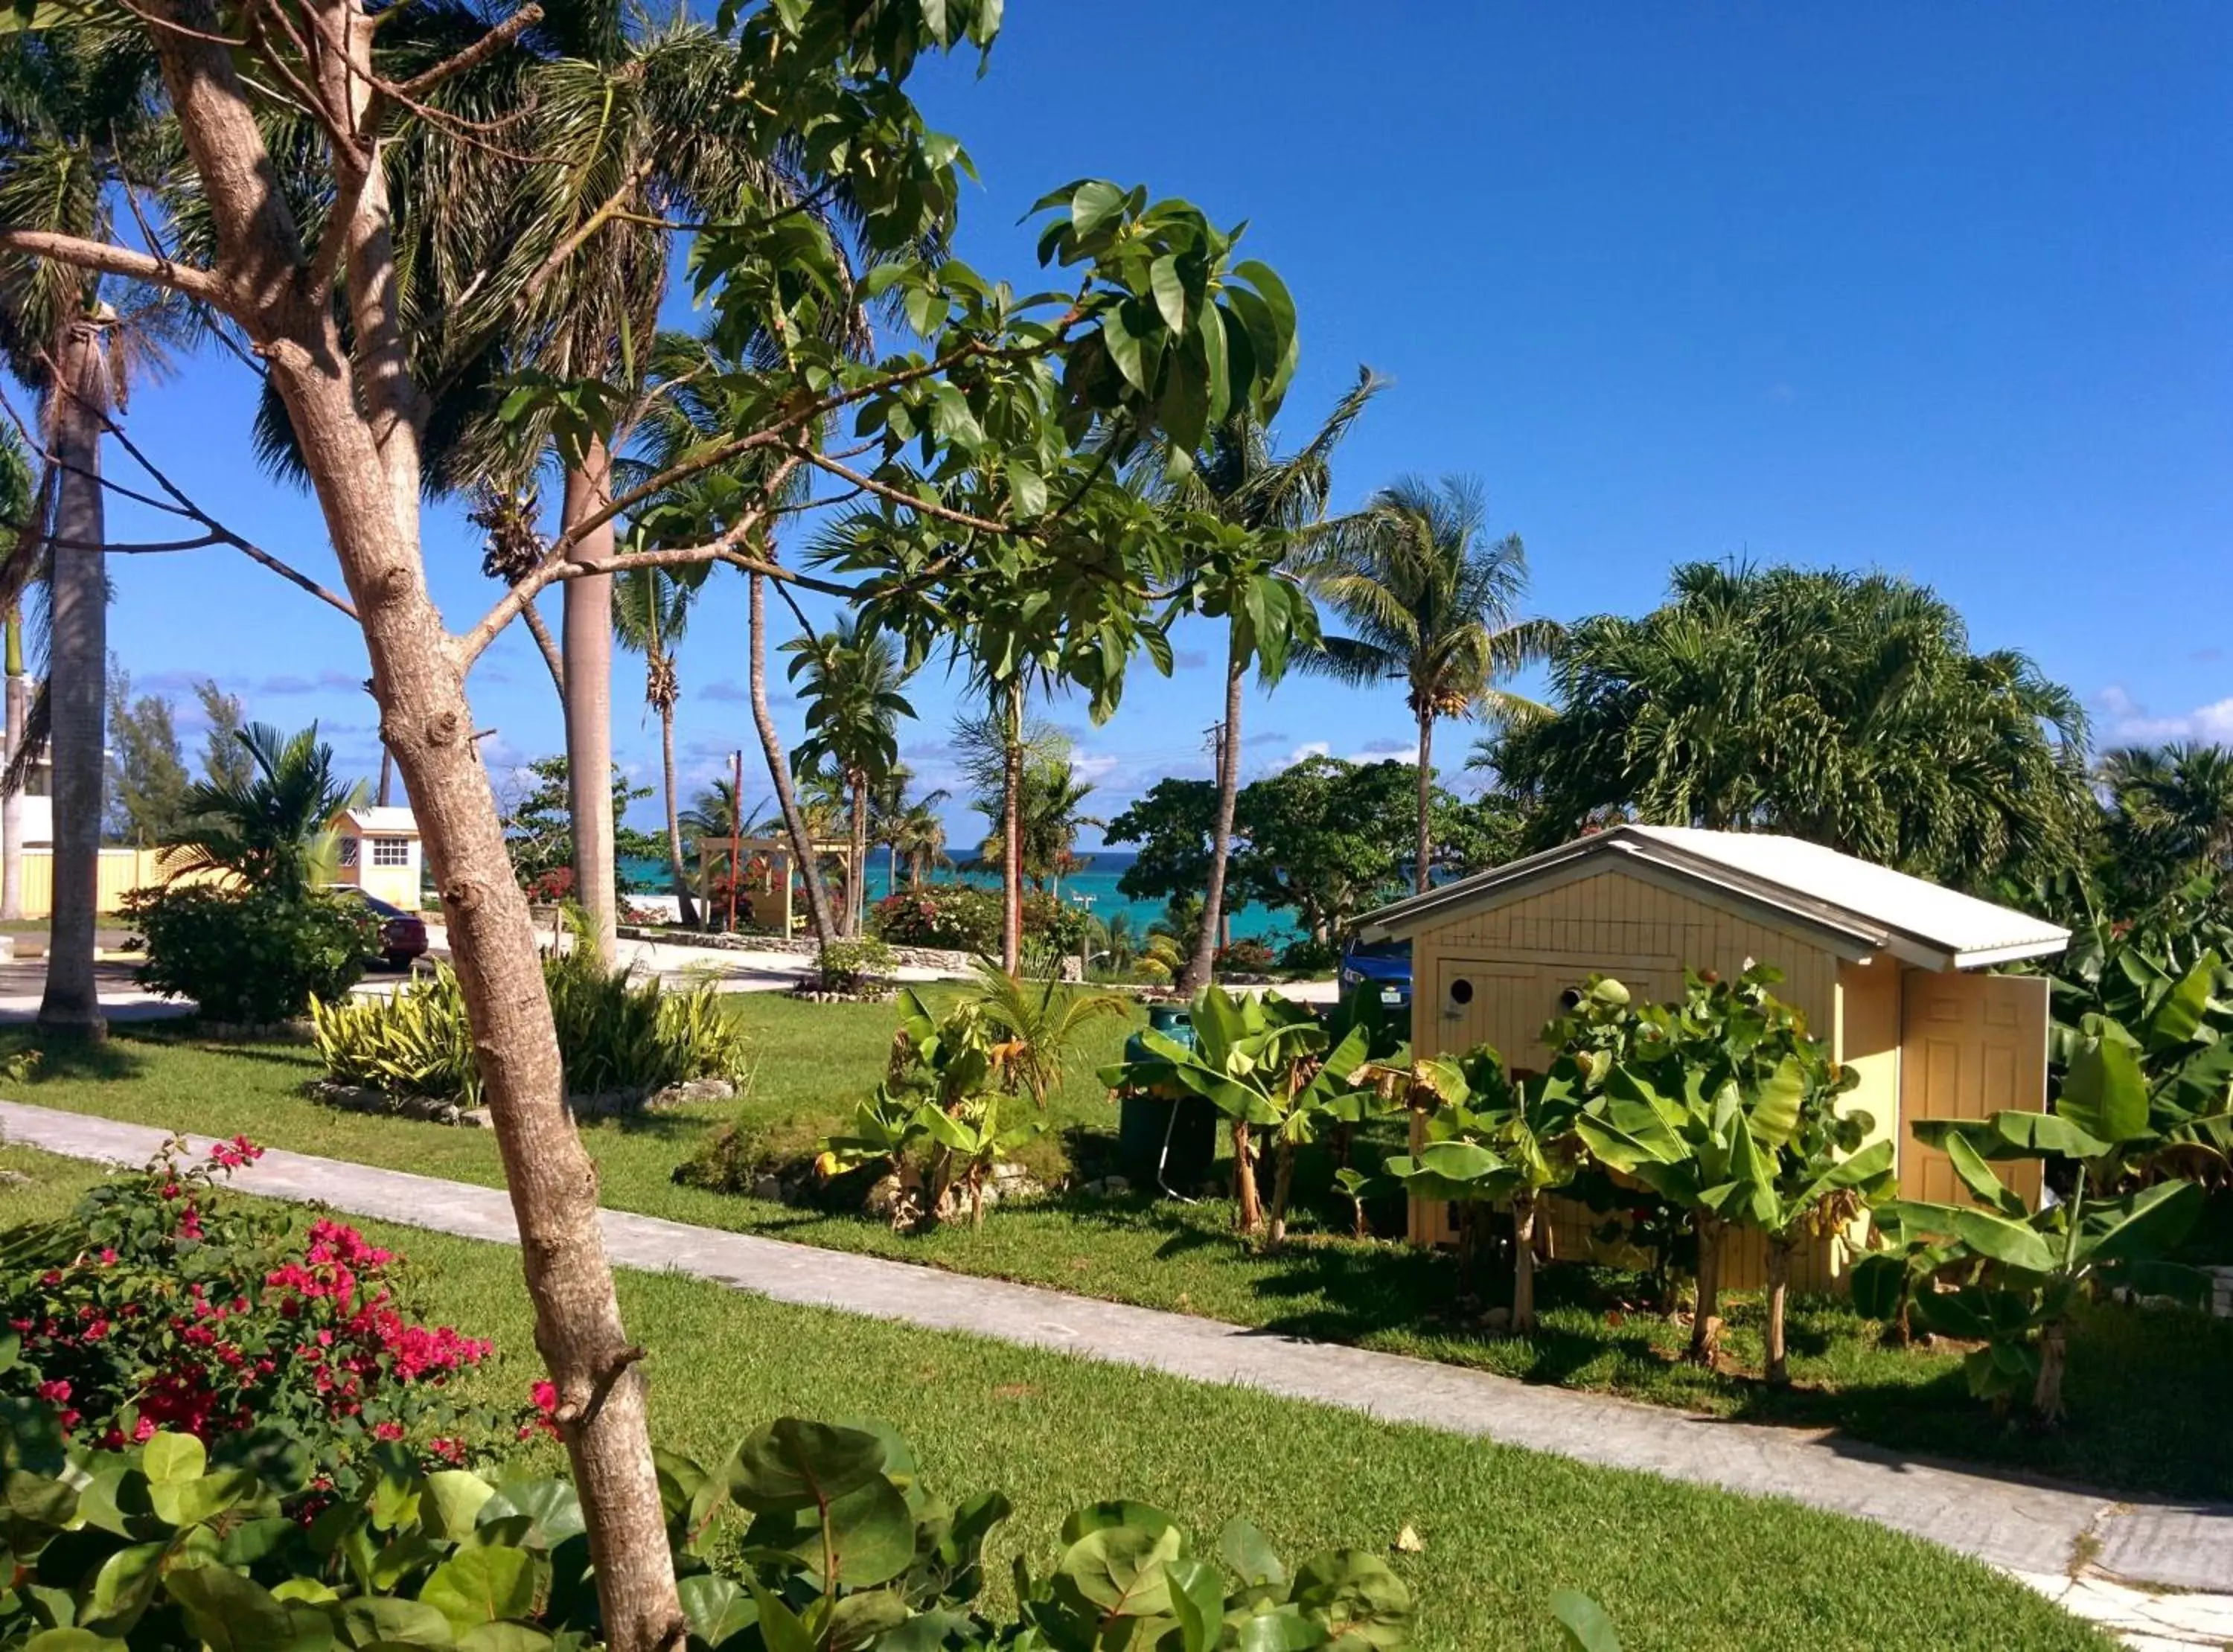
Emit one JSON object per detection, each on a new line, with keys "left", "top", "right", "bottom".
{"left": 330, "top": 888, "right": 429, "bottom": 969}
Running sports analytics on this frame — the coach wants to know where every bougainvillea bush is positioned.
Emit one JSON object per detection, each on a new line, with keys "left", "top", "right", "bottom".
{"left": 0, "top": 1138, "right": 510, "bottom": 1500}
{"left": 869, "top": 883, "right": 1089, "bottom": 953}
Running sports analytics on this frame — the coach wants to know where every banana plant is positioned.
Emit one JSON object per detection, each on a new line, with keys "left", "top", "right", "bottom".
{"left": 1922, "top": 950, "right": 2233, "bottom": 1191}
{"left": 1573, "top": 965, "right": 1859, "bottom": 1366}
{"left": 1868, "top": 1129, "right": 2209, "bottom": 1420}
{"left": 1380, "top": 1046, "right": 1591, "bottom": 1331}
{"left": 1099, "top": 985, "right": 1382, "bottom": 1243}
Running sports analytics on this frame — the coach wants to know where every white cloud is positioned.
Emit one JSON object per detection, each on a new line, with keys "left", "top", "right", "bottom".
{"left": 1072, "top": 752, "right": 1122, "bottom": 783}
{"left": 2095, "top": 685, "right": 2233, "bottom": 746}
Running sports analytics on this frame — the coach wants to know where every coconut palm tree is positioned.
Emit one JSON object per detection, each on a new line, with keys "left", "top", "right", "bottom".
{"left": 1154, "top": 368, "right": 1380, "bottom": 988}
{"left": 2101, "top": 743, "right": 2233, "bottom": 907}
{"left": 1489, "top": 563, "right": 2091, "bottom": 889}
{"left": 785, "top": 615, "right": 915, "bottom": 935}
{"left": 611, "top": 565, "right": 700, "bottom": 926}
{"left": 0, "top": 28, "right": 170, "bottom": 1035}
{"left": 869, "top": 764, "right": 949, "bottom": 897}
{"left": 162, "top": 723, "right": 365, "bottom": 900}
{"left": 1305, "top": 475, "right": 1557, "bottom": 893}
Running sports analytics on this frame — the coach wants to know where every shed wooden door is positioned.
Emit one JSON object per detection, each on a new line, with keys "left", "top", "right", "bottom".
{"left": 1897, "top": 972, "right": 2048, "bottom": 1207}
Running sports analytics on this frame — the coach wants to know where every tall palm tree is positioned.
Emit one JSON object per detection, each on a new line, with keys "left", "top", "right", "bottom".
{"left": 0, "top": 423, "right": 33, "bottom": 922}
{"left": 869, "top": 764, "right": 949, "bottom": 897}
{"left": 0, "top": 28, "right": 167, "bottom": 1035}
{"left": 162, "top": 723, "right": 365, "bottom": 900}
{"left": 2101, "top": 743, "right": 2233, "bottom": 906}
{"left": 1154, "top": 368, "right": 1380, "bottom": 988}
{"left": 1306, "top": 475, "right": 1556, "bottom": 893}
{"left": 785, "top": 615, "right": 914, "bottom": 935}
{"left": 611, "top": 565, "right": 700, "bottom": 926}
{"left": 1489, "top": 563, "right": 2092, "bottom": 888}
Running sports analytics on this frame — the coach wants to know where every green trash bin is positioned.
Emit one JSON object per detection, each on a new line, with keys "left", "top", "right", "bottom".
{"left": 1116, "top": 1005, "right": 1216, "bottom": 1194}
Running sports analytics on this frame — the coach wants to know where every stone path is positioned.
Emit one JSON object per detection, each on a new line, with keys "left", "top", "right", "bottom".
{"left": 3, "top": 1100, "right": 2227, "bottom": 1646}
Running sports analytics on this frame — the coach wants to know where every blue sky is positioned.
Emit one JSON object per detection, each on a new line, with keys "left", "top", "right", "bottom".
{"left": 95, "top": 2, "right": 2232, "bottom": 848}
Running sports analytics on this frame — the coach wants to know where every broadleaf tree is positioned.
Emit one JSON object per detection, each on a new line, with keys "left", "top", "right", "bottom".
{"left": 0, "top": 3, "right": 1306, "bottom": 1643}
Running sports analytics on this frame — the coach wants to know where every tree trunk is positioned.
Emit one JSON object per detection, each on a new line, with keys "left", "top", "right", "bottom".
{"left": 1265, "top": 1136, "right": 1297, "bottom": 1251}
{"left": 129, "top": 13, "right": 684, "bottom": 1644}
{"left": 263, "top": 346, "right": 680, "bottom": 1652}
{"left": 1, "top": 611, "right": 25, "bottom": 922}
{"left": 561, "top": 444, "right": 619, "bottom": 963}
{"left": 1686, "top": 1214, "right": 1725, "bottom": 1365}
{"left": 1764, "top": 1237, "right": 1792, "bottom": 1386}
{"left": 37, "top": 318, "right": 108, "bottom": 1040}
{"left": 1000, "top": 677, "right": 1023, "bottom": 974}
{"left": 1230, "top": 1118, "right": 1262, "bottom": 1235}
{"left": 2032, "top": 1319, "right": 2067, "bottom": 1424}
{"left": 849, "top": 769, "right": 868, "bottom": 938}
{"left": 1512, "top": 1191, "right": 1539, "bottom": 1335}
{"left": 1183, "top": 637, "right": 1244, "bottom": 991}
{"left": 748, "top": 572, "right": 835, "bottom": 947}
{"left": 1413, "top": 708, "right": 1434, "bottom": 895}
{"left": 658, "top": 697, "right": 696, "bottom": 928}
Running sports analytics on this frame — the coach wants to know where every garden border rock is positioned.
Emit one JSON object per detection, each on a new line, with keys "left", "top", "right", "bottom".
{"left": 616, "top": 925, "right": 974, "bottom": 974}
{"left": 307, "top": 1075, "right": 736, "bottom": 1127}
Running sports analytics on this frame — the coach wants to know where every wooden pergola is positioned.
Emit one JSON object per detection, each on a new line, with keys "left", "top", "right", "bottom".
{"left": 696, "top": 833, "right": 854, "bottom": 935}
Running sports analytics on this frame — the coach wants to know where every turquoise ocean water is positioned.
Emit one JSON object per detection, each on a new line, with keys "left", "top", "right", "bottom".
{"left": 619, "top": 848, "right": 1295, "bottom": 942}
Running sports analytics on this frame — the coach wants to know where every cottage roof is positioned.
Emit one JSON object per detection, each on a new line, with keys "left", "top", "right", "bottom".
{"left": 1357, "top": 825, "right": 2069, "bottom": 970}
{"left": 336, "top": 806, "right": 421, "bottom": 837}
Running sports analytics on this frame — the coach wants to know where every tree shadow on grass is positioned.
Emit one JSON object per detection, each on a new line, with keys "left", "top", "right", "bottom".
{"left": 4, "top": 1034, "right": 148, "bottom": 1085}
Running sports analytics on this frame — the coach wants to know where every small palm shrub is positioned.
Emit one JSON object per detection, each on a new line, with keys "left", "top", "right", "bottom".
{"left": 312, "top": 955, "right": 750, "bottom": 1106}
{"left": 310, "top": 967, "right": 480, "bottom": 1104}
{"left": 129, "top": 884, "right": 380, "bottom": 1024}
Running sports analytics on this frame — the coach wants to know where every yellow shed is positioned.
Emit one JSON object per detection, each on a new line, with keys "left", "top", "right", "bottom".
{"left": 330, "top": 806, "right": 426, "bottom": 911}
{"left": 1357, "top": 825, "right": 2070, "bottom": 1291}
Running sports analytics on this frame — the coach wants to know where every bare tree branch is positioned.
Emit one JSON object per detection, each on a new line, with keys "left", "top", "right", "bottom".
{"left": 398, "top": 1, "right": 543, "bottom": 94}
{"left": 791, "top": 446, "right": 1011, "bottom": 535}
{"left": 0, "top": 229, "right": 231, "bottom": 310}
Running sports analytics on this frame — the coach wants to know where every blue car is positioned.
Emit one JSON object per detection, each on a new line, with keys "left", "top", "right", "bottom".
{"left": 1339, "top": 938, "right": 1412, "bottom": 1014}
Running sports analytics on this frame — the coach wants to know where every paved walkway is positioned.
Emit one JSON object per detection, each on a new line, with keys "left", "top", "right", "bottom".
{"left": 3, "top": 1101, "right": 2227, "bottom": 1648}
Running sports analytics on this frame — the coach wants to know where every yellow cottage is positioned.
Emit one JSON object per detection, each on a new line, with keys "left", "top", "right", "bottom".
{"left": 330, "top": 806, "right": 426, "bottom": 911}
{"left": 1356, "top": 825, "right": 2070, "bottom": 1290}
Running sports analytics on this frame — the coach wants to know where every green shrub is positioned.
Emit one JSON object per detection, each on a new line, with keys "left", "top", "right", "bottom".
{"left": 310, "top": 967, "right": 480, "bottom": 1104}
{"left": 127, "top": 883, "right": 380, "bottom": 1024}
{"left": 815, "top": 937, "right": 895, "bottom": 992}
{"left": 868, "top": 883, "right": 1089, "bottom": 953}
{"left": 310, "top": 952, "right": 751, "bottom": 1104}
{"left": 0, "top": 1398, "right": 1425, "bottom": 1652}
{"left": 0, "top": 1138, "right": 506, "bottom": 1502}
{"left": 1278, "top": 935, "right": 1341, "bottom": 974}
{"left": 1213, "top": 937, "right": 1277, "bottom": 976}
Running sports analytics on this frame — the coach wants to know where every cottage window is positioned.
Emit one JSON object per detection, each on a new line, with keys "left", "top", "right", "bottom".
{"left": 371, "top": 836, "right": 411, "bottom": 867}
{"left": 337, "top": 836, "right": 359, "bottom": 868}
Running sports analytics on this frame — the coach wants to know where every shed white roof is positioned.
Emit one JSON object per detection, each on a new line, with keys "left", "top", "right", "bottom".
{"left": 1358, "top": 824, "right": 2069, "bottom": 970}
{"left": 337, "top": 806, "right": 421, "bottom": 836}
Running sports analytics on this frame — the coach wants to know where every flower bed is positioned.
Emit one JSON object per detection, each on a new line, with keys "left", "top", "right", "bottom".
{"left": 0, "top": 1136, "right": 511, "bottom": 1495}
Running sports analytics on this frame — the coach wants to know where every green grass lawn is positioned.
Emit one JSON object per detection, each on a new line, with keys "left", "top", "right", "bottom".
{"left": 7, "top": 1002, "right": 2229, "bottom": 1503}
{"left": 0, "top": 1144, "right": 2109, "bottom": 1652}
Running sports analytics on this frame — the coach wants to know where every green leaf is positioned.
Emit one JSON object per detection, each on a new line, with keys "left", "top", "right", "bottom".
{"left": 1550, "top": 1589, "right": 1623, "bottom": 1652}
{"left": 1943, "top": 1131, "right": 2026, "bottom": 1218}
{"left": 745, "top": 1584, "right": 815, "bottom": 1652}
{"left": 478, "top": 1477, "right": 583, "bottom": 1547}
{"left": 337, "top": 1598, "right": 454, "bottom": 1649}
{"left": 454, "top": 1627, "right": 552, "bottom": 1652}
{"left": 726, "top": 1419, "right": 887, "bottom": 1514}
{"left": 2060, "top": 1035, "right": 2150, "bottom": 1147}
{"left": 2080, "top": 1179, "right": 2203, "bottom": 1267}
{"left": 1291, "top": 1549, "right": 1412, "bottom": 1646}
{"left": 1069, "top": 180, "right": 1127, "bottom": 239}
{"left": 1057, "top": 1523, "right": 1183, "bottom": 1618}
{"left": 424, "top": 1471, "right": 496, "bottom": 1543}
{"left": 163, "top": 1565, "right": 333, "bottom": 1652}
{"left": 824, "top": 1592, "right": 908, "bottom": 1651}
{"left": 1949, "top": 1208, "right": 2058, "bottom": 1274}
{"left": 82, "top": 1543, "right": 165, "bottom": 1633}
{"left": 143, "top": 1432, "right": 205, "bottom": 1486}
{"left": 149, "top": 1467, "right": 258, "bottom": 1528}
{"left": 1101, "top": 300, "right": 1149, "bottom": 394}
{"left": 1217, "top": 1517, "right": 1286, "bottom": 1589}
{"left": 24, "top": 1633, "right": 127, "bottom": 1652}
{"left": 1164, "top": 1554, "right": 1227, "bottom": 1652}
{"left": 1149, "top": 254, "right": 1188, "bottom": 335}
{"left": 420, "top": 1546, "right": 536, "bottom": 1633}
{"left": 676, "top": 1575, "right": 755, "bottom": 1648}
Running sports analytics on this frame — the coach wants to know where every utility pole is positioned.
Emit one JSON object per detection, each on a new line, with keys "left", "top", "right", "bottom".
{"left": 726, "top": 749, "right": 743, "bottom": 934}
